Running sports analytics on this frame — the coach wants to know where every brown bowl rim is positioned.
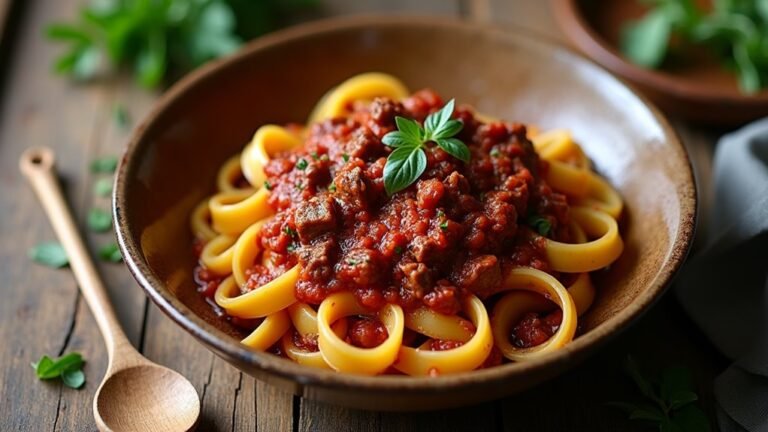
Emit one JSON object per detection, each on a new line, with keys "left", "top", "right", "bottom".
{"left": 553, "top": 0, "right": 768, "bottom": 106}
{"left": 114, "top": 15, "right": 697, "bottom": 394}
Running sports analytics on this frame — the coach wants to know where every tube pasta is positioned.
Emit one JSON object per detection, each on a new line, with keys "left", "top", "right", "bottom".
{"left": 188, "top": 72, "right": 625, "bottom": 374}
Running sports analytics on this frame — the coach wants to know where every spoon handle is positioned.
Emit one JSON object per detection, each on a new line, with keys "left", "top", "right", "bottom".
{"left": 20, "top": 147, "right": 133, "bottom": 361}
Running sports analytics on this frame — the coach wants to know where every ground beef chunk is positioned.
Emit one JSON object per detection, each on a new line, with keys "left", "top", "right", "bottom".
{"left": 399, "top": 262, "right": 434, "bottom": 300}
{"left": 454, "top": 255, "right": 501, "bottom": 298}
{"left": 337, "top": 248, "right": 384, "bottom": 287}
{"left": 297, "top": 234, "right": 336, "bottom": 282}
{"left": 422, "top": 280, "right": 461, "bottom": 315}
{"left": 295, "top": 195, "right": 337, "bottom": 242}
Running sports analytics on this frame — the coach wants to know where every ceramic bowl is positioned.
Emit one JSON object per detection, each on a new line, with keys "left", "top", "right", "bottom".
{"left": 554, "top": 0, "right": 768, "bottom": 125}
{"left": 114, "top": 16, "right": 696, "bottom": 411}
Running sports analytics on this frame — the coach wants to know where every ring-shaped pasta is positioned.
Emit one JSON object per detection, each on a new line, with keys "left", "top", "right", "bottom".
{"left": 533, "top": 129, "right": 590, "bottom": 169}
{"left": 491, "top": 267, "right": 578, "bottom": 361}
{"left": 241, "top": 125, "right": 302, "bottom": 186}
{"left": 214, "top": 267, "right": 299, "bottom": 318}
{"left": 393, "top": 295, "right": 493, "bottom": 376}
{"left": 573, "top": 172, "right": 624, "bottom": 219}
{"left": 545, "top": 206, "right": 623, "bottom": 273}
{"left": 209, "top": 188, "right": 272, "bottom": 235}
{"left": 317, "top": 292, "right": 404, "bottom": 375}
{"left": 190, "top": 199, "right": 217, "bottom": 242}
{"left": 404, "top": 307, "right": 474, "bottom": 342}
{"left": 232, "top": 220, "right": 266, "bottom": 287}
{"left": 282, "top": 303, "right": 348, "bottom": 369}
{"left": 217, "top": 155, "right": 246, "bottom": 192}
{"left": 199, "top": 234, "right": 237, "bottom": 275}
{"left": 241, "top": 310, "right": 291, "bottom": 350}
{"left": 545, "top": 159, "right": 590, "bottom": 198}
{"left": 308, "top": 73, "right": 410, "bottom": 124}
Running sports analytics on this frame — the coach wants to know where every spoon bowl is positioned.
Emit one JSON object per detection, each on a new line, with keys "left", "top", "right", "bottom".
{"left": 95, "top": 364, "right": 200, "bottom": 432}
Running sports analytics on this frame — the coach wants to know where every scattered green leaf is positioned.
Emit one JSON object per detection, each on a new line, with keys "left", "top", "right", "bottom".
{"left": 90, "top": 156, "right": 118, "bottom": 173}
{"left": 98, "top": 243, "right": 122, "bottom": 262}
{"left": 295, "top": 158, "right": 308, "bottom": 170}
{"left": 87, "top": 208, "right": 112, "bottom": 232}
{"left": 29, "top": 242, "right": 69, "bottom": 268}
{"left": 609, "top": 356, "right": 711, "bottom": 432}
{"left": 31, "top": 352, "right": 85, "bottom": 389}
{"left": 526, "top": 215, "right": 552, "bottom": 237}
{"left": 94, "top": 178, "right": 113, "bottom": 197}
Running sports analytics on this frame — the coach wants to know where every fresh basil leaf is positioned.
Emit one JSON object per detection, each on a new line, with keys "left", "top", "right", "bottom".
{"left": 90, "top": 156, "right": 118, "bottom": 173}
{"left": 621, "top": 9, "right": 672, "bottom": 68}
{"left": 425, "top": 98, "right": 455, "bottom": 134}
{"left": 624, "top": 356, "right": 661, "bottom": 403}
{"left": 394, "top": 116, "right": 423, "bottom": 140}
{"left": 53, "top": 45, "right": 87, "bottom": 74}
{"left": 45, "top": 24, "right": 91, "bottom": 43}
{"left": 660, "top": 367, "right": 693, "bottom": 403}
{"left": 99, "top": 243, "right": 123, "bottom": 263}
{"left": 734, "top": 41, "right": 761, "bottom": 93}
{"left": 87, "top": 208, "right": 112, "bottom": 232}
{"left": 94, "top": 179, "right": 113, "bottom": 197}
{"left": 671, "top": 404, "right": 711, "bottom": 432}
{"left": 113, "top": 103, "right": 130, "bottom": 130}
{"left": 757, "top": 0, "right": 768, "bottom": 23}
{"left": 628, "top": 405, "right": 665, "bottom": 422}
{"left": 72, "top": 46, "right": 101, "bottom": 80}
{"left": 136, "top": 31, "right": 166, "bottom": 88}
{"left": 436, "top": 138, "right": 470, "bottom": 163}
{"left": 382, "top": 130, "right": 418, "bottom": 148}
{"left": 61, "top": 369, "right": 85, "bottom": 389}
{"left": 29, "top": 242, "right": 69, "bottom": 268}
{"left": 32, "top": 353, "right": 83, "bottom": 379}
{"left": 383, "top": 145, "right": 427, "bottom": 196}
{"left": 432, "top": 119, "right": 464, "bottom": 140}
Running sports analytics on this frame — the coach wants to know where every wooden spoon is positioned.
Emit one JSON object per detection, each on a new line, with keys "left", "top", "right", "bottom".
{"left": 20, "top": 147, "right": 200, "bottom": 432}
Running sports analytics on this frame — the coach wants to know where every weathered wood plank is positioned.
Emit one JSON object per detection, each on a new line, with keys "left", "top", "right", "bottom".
{"left": 0, "top": 0, "right": 106, "bottom": 430}
{"left": 256, "top": 381, "right": 294, "bottom": 432}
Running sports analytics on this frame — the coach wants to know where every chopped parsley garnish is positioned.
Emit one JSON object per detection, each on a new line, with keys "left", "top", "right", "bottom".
{"left": 295, "top": 158, "right": 308, "bottom": 170}
{"left": 31, "top": 352, "right": 85, "bottom": 389}
{"left": 263, "top": 181, "right": 272, "bottom": 191}
{"left": 381, "top": 99, "right": 469, "bottom": 196}
{"left": 283, "top": 226, "right": 297, "bottom": 238}
{"left": 295, "top": 181, "right": 304, "bottom": 191}
{"left": 394, "top": 246, "right": 403, "bottom": 254}
{"left": 328, "top": 183, "right": 337, "bottom": 192}
{"left": 439, "top": 221, "right": 449, "bottom": 231}
{"left": 342, "top": 153, "right": 350, "bottom": 162}
{"left": 490, "top": 148, "right": 501, "bottom": 158}
{"left": 346, "top": 259, "right": 359, "bottom": 266}
{"left": 310, "top": 152, "right": 319, "bottom": 160}
{"left": 286, "top": 243, "right": 298, "bottom": 253}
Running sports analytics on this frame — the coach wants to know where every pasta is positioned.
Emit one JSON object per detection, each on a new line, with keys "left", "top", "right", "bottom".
{"left": 190, "top": 73, "right": 624, "bottom": 376}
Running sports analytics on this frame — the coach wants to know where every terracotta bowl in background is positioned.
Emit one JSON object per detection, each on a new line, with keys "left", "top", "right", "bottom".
{"left": 554, "top": 0, "right": 768, "bottom": 125}
{"left": 114, "top": 16, "right": 696, "bottom": 410}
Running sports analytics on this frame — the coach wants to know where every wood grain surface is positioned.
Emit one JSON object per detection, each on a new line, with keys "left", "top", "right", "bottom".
{"left": 0, "top": 0, "right": 724, "bottom": 431}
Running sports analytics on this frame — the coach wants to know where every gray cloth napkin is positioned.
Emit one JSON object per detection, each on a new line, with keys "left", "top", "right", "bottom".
{"left": 676, "top": 118, "right": 768, "bottom": 432}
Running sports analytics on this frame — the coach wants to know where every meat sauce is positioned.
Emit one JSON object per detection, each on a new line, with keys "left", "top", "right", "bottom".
{"left": 196, "top": 89, "right": 574, "bottom": 349}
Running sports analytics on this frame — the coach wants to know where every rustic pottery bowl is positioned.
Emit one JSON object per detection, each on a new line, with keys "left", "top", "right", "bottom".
{"left": 114, "top": 16, "right": 696, "bottom": 411}
{"left": 553, "top": 0, "right": 768, "bottom": 125}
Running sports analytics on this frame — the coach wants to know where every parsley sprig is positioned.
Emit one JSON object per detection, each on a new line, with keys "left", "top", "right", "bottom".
{"left": 609, "top": 356, "right": 710, "bottom": 432}
{"left": 381, "top": 99, "right": 469, "bottom": 195}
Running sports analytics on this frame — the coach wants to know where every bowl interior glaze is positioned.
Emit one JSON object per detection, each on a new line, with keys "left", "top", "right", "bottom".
{"left": 115, "top": 16, "right": 696, "bottom": 410}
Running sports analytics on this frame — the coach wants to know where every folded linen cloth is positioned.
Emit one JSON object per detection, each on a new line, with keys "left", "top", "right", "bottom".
{"left": 676, "top": 118, "right": 768, "bottom": 432}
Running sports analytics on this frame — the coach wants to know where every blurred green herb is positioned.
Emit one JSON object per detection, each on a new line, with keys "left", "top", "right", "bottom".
{"left": 46, "top": 0, "right": 318, "bottom": 88}
{"left": 88, "top": 208, "right": 112, "bottom": 232}
{"left": 526, "top": 215, "right": 552, "bottom": 237}
{"left": 113, "top": 103, "right": 130, "bottom": 130}
{"left": 621, "top": 0, "right": 768, "bottom": 93}
{"left": 31, "top": 352, "right": 86, "bottom": 389}
{"left": 28, "top": 242, "right": 69, "bottom": 268}
{"left": 90, "top": 156, "right": 118, "bottom": 173}
{"left": 94, "top": 178, "right": 113, "bottom": 197}
{"left": 98, "top": 243, "right": 123, "bottom": 262}
{"left": 608, "top": 356, "right": 710, "bottom": 432}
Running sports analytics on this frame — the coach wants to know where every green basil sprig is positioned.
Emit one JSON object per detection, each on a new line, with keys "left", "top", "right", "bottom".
{"left": 381, "top": 99, "right": 470, "bottom": 195}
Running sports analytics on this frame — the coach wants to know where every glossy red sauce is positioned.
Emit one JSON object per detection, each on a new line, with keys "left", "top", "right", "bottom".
{"left": 195, "top": 89, "right": 576, "bottom": 350}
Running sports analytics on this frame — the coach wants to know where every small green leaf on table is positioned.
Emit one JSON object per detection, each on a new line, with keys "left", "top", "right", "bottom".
{"left": 28, "top": 242, "right": 69, "bottom": 268}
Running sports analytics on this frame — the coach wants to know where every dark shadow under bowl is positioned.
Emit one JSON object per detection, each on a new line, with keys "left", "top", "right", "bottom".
{"left": 114, "top": 16, "right": 696, "bottom": 411}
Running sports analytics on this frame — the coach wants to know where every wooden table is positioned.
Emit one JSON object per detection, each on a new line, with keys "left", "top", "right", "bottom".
{"left": 0, "top": 1, "right": 725, "bottom": 430}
